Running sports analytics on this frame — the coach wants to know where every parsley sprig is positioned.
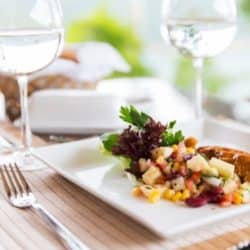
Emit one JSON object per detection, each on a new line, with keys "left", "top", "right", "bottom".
{"left": 119, "top": 105, "right": 150, "bottom": 129}
{"left": 161, "top": 120, "right": 184, "bottom": 146}
{"left": 101, "top": 133, "right": 119, "bottom": 152}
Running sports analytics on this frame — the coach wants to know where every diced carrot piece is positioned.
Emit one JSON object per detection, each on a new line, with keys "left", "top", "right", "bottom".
{"left": 223, "top": 193, "right": 233, "bottom": 203}
{"left": 185, "top": 179, "right": 195, "bottom": 191}
{"left": 132, "top": 187, "right": 142, "bottom": 197}
{"left": 220, "top": 201, "right": 231, "bottom": 207}
{"left": 191, "top": 172, "right": 201, "bottom": 183}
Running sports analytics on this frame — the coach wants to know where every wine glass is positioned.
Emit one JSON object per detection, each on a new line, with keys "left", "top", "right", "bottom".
{"left": 161, "top": 0, "right": 237, "bottom": 119}
{"left": 0, "top": 0, "right": 64, "bottom": 169}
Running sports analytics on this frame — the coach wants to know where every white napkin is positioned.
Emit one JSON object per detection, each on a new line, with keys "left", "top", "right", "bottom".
{"left": 76, "top": 42, "right": 130, "bottom": 82}
{"left": 30, "top": 58, "right": 79, "bottom": 81}
{"left": 31, "top": 42, "right": 130, "bottom": 83}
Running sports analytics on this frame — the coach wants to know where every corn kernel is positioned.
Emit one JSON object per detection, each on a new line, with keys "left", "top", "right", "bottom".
{"left": 186, "top": 147, "right": 195, "bottom": 154}
{"left": 172, "top": 192, "right": 182, "bottom": 202}
{"left": 148, "top": 190, "right": 161, "bottom": 203}
{"left": 164, "top": 189, "right": 175, "bottom": 200}
{"left": 172, "top": 145, "right": 178, "bottom": 151}
{"left": 233, "top": 192, "right": 242, "bottom": 205}
{"left": 132, "top": 187, "right": 142, "bottom": 197}
{"left": 181, "top": 189, "right": 191, "bottom": 201}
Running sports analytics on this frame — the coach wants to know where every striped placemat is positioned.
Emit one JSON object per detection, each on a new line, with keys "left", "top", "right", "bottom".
{"left": 0, "top": 120, "right": 250, "bottom": 250}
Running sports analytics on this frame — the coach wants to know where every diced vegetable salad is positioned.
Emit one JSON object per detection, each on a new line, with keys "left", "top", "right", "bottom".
{"left": 102, "top": 106, "right": 250, "bottom": 207}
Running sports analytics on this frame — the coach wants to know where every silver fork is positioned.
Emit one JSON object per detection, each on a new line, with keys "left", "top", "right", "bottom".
{"left": 0, "top": 163, "right": 90, "bottom": 250}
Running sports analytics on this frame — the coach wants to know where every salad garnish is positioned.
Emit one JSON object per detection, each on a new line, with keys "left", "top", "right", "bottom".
{"left": 101, "top": 105, "right": 250, "bottom": 208}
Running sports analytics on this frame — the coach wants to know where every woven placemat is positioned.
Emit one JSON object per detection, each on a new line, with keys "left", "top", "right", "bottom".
{"left": 165, "top": 214, "right": 250, "bottom": 249}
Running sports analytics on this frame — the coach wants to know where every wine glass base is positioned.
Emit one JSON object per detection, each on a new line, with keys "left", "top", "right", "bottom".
{"left": 12, "top": 149, "right": 46, "bottom": 171}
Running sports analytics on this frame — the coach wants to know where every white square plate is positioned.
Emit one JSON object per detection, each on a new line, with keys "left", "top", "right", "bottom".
{"left": 33, "top": 119, "right": 250, "bottom": 237}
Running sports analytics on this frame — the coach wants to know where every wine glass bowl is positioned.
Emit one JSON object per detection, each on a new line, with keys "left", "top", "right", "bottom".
{"left": 166, "top": 19, "right": 236, "bottom": 59}
{"left": 0, "top": 0, "right": 64, "bottom": 169}
{"left": 161, "top": 0, "right": 237, "bottom": 118}
{"left": 0, "top": 29, "right": 63, "bottom": 75}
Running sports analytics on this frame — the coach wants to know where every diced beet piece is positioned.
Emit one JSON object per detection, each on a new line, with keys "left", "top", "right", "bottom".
{"left": 186, "top": 194, "right": 209, "bottom": 207}
{"left": 166, "top": 172, "right": 181, "bottom": 181}
{"left": 209, "top": 186, "right": 224, "bottom": 194}
{"left": 171, "top": 151, "right": 177, "bottom": 160}
{"left": 205, "top": 186, "right": 224, "bottom": 204}
{"left": 206, "top": 192, "right": 223, "bottom": 203}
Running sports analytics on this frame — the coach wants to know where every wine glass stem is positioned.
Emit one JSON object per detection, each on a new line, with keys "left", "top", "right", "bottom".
{"left": 193, "top": 58, "right": 204, "bottom": 119}
{"left": 17, "top": 75, "right": 32, "bottom": 151}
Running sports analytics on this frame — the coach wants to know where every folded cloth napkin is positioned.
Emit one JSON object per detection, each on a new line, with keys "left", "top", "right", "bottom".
{"left": 31, "top": 42, "right": 130, "bottom": 84}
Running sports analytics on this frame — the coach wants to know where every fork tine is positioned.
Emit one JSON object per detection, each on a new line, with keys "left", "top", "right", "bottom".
{"left": 14, "top": 163, "right": 31, "bottom": 193}
{"left": 9, "top": 164, "right": 24, "bottom": 194}
{"left": 3, "top": 164, "right": 17, "bottom": 197}
{"left": 0, "top": 165, "right": 11, "bottom": 198}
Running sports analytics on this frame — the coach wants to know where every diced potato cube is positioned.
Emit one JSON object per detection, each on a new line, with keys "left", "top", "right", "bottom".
{"left": 142, "top": 166, "right": 162, "bottom": 185}
{"left": 163, "top": 147, "right": 174, "bottom": 158}
{"left": 151, "top": 147, "right": 173, "bottom": 160}
{"left": 164, "top": 181, "right": 171, "bottom": 189}
{"left": 171, "top": 177, "right": 185, "bottom": 191}
{"left": 223, "top": 179, "right": 237, "bottom": 194}
{"left": 163, "top": 165, "right": 171, "bottom": 175}
{"left": 202, "top": 167, "right": 219, "bottom": 177}
{"left": 203, "top": 177, "right": 222, "bottom": 187}
{"left": 138, "top": 158, "right": 151, "bottom": 173}
{"left": 209, "top": 158, "right": 235, "bottom": 179}
{"left": 187, "top": 154, "right": 209, "bottom": 172}
{"left": 241, "top": 182, "right": 250, "bottom": 192}
{"left": 241, "top": 190, "right": 250, "bottom": 203}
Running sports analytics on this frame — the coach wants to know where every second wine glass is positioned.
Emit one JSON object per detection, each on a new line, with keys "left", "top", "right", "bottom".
{"left": 0, "top": 0, "right": 64, "bottom": 169}
{"left": 161, "top": 0, "right": 237, "bottom": 119}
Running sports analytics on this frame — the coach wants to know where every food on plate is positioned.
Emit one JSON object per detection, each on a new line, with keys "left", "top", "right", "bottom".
{"left": 101, "top": 105, "right": 250, "bottom": 208}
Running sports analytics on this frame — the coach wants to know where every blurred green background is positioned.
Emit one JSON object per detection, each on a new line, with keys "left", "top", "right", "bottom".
{"left": 62, "top": 0, "right": 250, "bottom": 98}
